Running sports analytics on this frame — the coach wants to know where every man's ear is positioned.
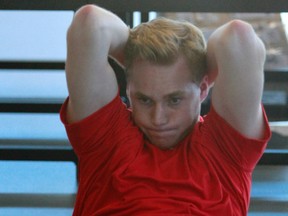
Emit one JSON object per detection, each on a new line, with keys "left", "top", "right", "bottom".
{"left": 199, "top": 75, "right": 210, "bottom": 102}
{"left": 126, "top": 83, "right": 131, "bottom": 101}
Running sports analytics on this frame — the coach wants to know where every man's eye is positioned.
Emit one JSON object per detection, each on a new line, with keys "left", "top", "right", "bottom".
{"left": 169, "top": 98, "right": 181, "bottom": 105}
{"left": 138, "top": 97, "right": 152, "bottom": 105}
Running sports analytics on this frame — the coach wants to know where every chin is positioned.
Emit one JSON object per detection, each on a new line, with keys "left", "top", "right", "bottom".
{"left": 150, "top": 139, "right": 179, "bottom": 150}
{"left": 158, "top": 144, "right": 177, "bottom": 150}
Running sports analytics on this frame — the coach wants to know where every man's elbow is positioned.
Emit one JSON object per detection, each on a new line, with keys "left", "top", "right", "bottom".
{"left": 220, "top": 19, "right": 265, "bottom": 61}
{"left": 67, "top": 4, "right": 107, "bottom": 43}
{"left": 226, "top": 19, "right": 254, "bottom": 34}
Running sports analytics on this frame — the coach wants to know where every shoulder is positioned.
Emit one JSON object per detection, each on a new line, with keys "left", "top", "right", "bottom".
{"left": 200, "top": 105, "right": 271, "bottom": 145}
{"left": 61, "top": 94, "right": 127, "bottom": 127}
{"left": 60, "top": 94, "right": 140, "bottom": 155}
{"left": 194, "top": 106, "right": 271, "bottom": 171}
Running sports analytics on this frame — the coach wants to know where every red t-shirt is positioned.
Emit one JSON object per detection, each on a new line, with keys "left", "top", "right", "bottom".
{"left": 60, "top": 95, "right": 271, "bottom": 216}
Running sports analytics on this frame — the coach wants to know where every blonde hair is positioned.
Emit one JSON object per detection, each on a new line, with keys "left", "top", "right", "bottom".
{"left": 124, "top": 17, "right": 207, "bottom": 84}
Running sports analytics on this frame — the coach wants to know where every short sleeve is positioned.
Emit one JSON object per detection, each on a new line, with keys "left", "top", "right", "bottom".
{"left": 203, "top": 105, "right": 271, "bottom": 172}
{"left": 60, "top": 94, "right": 142, "bottom": 158}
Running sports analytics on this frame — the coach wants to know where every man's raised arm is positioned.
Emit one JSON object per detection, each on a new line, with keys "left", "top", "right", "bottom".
{"left": 207, "top": 20, "right": 266, "bottom": 139}
{"left": 65, "top": 5, "right": 129, "bottom": 123}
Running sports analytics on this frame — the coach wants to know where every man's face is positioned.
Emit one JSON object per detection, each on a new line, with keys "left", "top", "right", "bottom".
{"left": 127, "top": 56, "right": 208, "bottom": 149}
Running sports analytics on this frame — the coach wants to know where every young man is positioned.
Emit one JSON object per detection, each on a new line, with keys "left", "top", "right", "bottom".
{"left": 60, "top": 4, "right": 271, "bottom": 215}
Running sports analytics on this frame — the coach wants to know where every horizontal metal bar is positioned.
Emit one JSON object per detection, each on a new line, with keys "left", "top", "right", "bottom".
{"left": 0, "top": 0, "right": 288, "bottom": 12}
{"left": 0, "top": 61, "right": 65, "bottom": 70}
{"left": 0, "top": 103, "right": 62, "bottom": 113}
{"left": 0, "top": 147, "right": 287, "bottom": 165}
{"left": 0, "top": 193, "right": 75, "bottom": 208}
{"left": 91, "top": 0, "right": 288, "bottom": 12}
{"left": 258, "top": 151, "right": 288, "bottom": 165}
{"left": 0, "top": 148, "right": 78, "bottom": 164}
{"left": 265, "top": 69, "right": 288, "bottom": 83}
{"left": 0, "top": 0, "right": 84, "bottom": 11}
{"left": 264, "top": 105, "right": 288, "bottom": 121}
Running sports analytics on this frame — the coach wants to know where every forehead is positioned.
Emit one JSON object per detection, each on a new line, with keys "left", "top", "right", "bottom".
{"left": 128, "top": 55, "right": 192, "bottom": 80}
{"left": 127, "top": 56, "right": 198, "bottom": 99}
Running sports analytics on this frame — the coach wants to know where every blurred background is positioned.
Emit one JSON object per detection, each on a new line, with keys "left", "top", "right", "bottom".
{"left": 0, "top": 2, "right": 287, "bottom": 215}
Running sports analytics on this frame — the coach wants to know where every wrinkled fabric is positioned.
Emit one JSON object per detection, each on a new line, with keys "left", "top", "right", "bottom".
{"left": 60, "top": 94, "right": 271, "bottom": 216}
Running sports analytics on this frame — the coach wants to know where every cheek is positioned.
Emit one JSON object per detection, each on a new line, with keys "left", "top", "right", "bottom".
{"left": 178, "top": 100, "right": 200, "bottom": 120}
{"left": 131, "top": 104, "right": 148, "bottom": 124}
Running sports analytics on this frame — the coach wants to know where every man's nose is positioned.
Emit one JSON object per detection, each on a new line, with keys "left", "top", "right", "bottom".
{"left": 151, "top": 104, "right": 168, "bottom": 126}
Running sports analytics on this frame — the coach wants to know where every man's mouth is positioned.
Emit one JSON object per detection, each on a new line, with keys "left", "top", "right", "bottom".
{"left": 147, "top": 128, "right": 176, "bottom": 137}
